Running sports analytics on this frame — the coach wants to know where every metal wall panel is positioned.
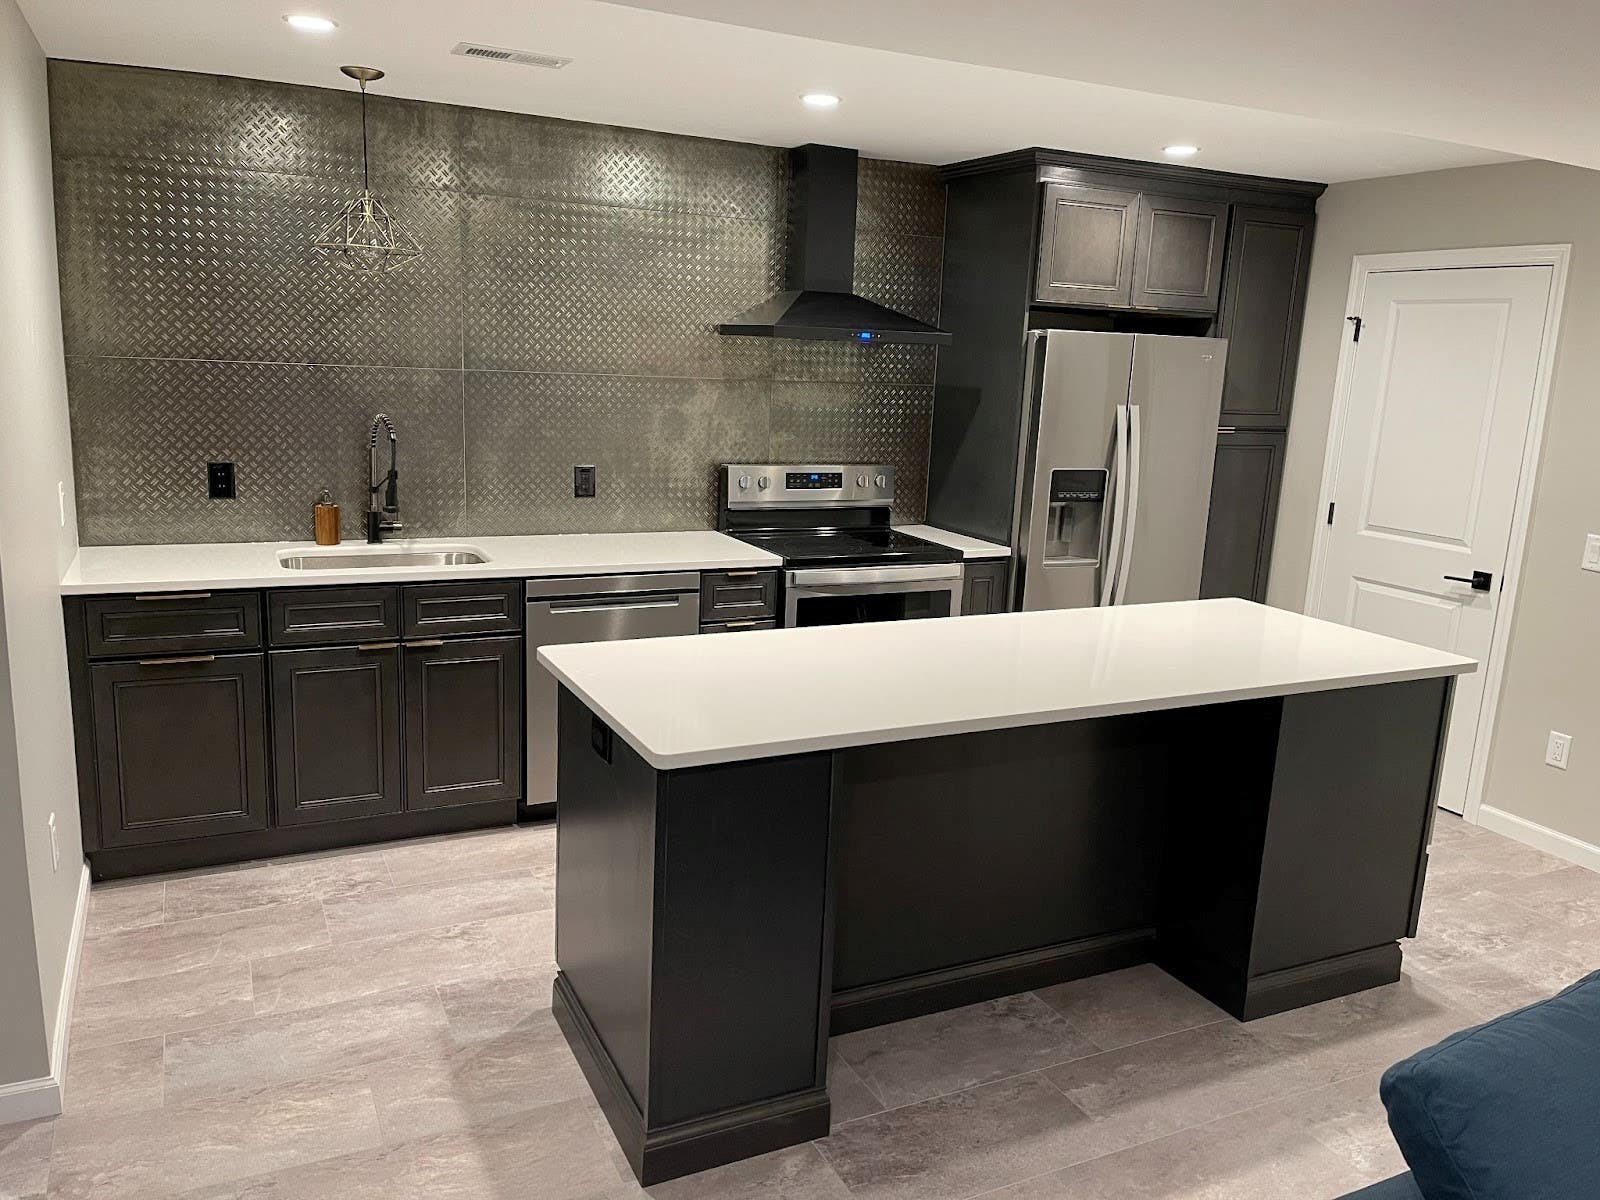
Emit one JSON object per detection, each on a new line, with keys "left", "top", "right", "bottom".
{"left": 50, "top": 61, "right": 943, "bottom": 544}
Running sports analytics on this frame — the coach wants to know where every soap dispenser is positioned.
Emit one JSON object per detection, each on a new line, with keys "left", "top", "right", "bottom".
{"left": 313, "top": 490, "right": 341, "bottom": 545}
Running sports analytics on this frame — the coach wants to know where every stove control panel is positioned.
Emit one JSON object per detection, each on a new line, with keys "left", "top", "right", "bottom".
{"left": 724, "top": 464, "right": 895, "bottom": 508}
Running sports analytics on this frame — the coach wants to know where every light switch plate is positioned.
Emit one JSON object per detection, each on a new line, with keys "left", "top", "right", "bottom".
{"left": 1546, "top": 731, "right": 1573, "bottom": 770}
{"left": 1583, "top": 533, "right": 1600, "bottom": 573}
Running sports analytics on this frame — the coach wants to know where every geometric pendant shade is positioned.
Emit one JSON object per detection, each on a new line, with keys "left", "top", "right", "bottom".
{"left": 314, "top": 66, "right": 422, "bottom": 273}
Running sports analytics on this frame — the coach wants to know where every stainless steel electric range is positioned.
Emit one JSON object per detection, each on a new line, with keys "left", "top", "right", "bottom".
{"left": 718, "top": 464, "right": 964, "bottom": 626}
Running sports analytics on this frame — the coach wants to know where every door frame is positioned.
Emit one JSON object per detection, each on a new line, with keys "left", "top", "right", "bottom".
{"left": 1302, "top": 244, "right": 1570, "bottom": 822}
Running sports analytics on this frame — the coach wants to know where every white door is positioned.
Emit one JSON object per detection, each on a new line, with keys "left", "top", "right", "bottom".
{"left": 1312, "top": 264, "right": 1553, "bottom": 813}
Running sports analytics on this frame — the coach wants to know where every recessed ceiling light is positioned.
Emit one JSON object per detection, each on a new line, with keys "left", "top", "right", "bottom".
{"left": 801, "top": 93, "right": 841, "bottom": 110}
{"left": 1163, "top": 144, "right": 1200, "bottom": 158}
{"left": 284, "top": 14, "right": 338, "bottom": 33}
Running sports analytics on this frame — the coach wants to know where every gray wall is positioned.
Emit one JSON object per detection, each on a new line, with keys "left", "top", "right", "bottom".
{"left": 0, "top": 0, "right": 85, "bottom": 1091}
{"left": 1270, "top": 158, "right": 1600, "bottom": 855}
{"left": 49, "top": 61, "right": 946, "bottom": 545}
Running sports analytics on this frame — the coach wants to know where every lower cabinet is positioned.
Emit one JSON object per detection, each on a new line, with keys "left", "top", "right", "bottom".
{"left": 270, "top": 645, "right": 403, "bottom": 826}
{"left": 404, "top": 636, "right": 522, "bottom": 810}
{"left": 1201, "top": 430, "right": 1287, "bottom": 603}
{"left": 89, "top": 653, "right": 270, "bottom": 847}
{"left": 962, "top": 560, "right": 1012, "bottom": 615}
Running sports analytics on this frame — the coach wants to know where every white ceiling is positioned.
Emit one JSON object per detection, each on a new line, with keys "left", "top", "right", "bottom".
{"left": 19, "top": 0, "right": 1528, "bottom": 182}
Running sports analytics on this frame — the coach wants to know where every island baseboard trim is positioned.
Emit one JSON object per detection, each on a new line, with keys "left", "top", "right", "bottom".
{"left": 830, "top": 927, "right": 1155, "bottom": 1034}
{"left": 552, "top": 971, "right": 830, "bottom": 1186}
{"left": 1241, "top": 944, "right": 1403, "bottom": 1020}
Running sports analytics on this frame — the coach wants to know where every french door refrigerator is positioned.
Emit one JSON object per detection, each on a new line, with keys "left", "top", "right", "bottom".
{"left": 1013, "top": 330, "right": 1228, "bottom": 610}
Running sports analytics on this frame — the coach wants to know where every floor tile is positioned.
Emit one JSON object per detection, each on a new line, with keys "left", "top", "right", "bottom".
{"left": 1034, "top": 964, "right": 1229, "bottom": 1051}
{"left": 78, "top": 901, "right": 329, "bottom": 988}
{"left": 62, "top": 1036, "right": 164, "bottom": 1116}
{"left": 435, "top": 968, "right": 555, "bottom": 1045}
{"left": 84, "top": 881, "right": 165, "bottom": 938}
{"left": 815, "top": 1073, "right": 1114, "bottom": 1200}
{"left": 826, "top": 1047, "right": 886, "bottom": 1127}
{"left": 833, "top": 993, "right": 1099, "bottom": 1108}
{"left": 320, "top": 868, "right": 553, "bottom": 944}
{"left": 171, "top": 1142, "right": 408, "bottom": 1200}
{"left": 164, "top": 987, "right": 452, "bottom": 1102}
{"left": 379, "top": 822, "right": 555, "bottom": 888}
{"left": 649, "top": 1143, "right": 851, "bottom": 1199}
{"left": 1404, "top": 887, "right": 1556, "bottom": 971}
{"left": 0, "top": 1119, "right": 53, "bottom": 1200}
{"left": 250, "top": 921, "right": 505, "bottom": 1015}
{"left": 164, "top": 852, "right": 391, "bottom": 922}
{"left": 484, "top": 905, "right": 556, "bottom": 972}
{"left": 1491, "top": 865, "right": 1600, "bottom": 928}
{"left": 71, "top": 961, "right": 255, "bottom": 1049}
{"left": 46, "top": 1074, "right": 382, "bottom": 1200}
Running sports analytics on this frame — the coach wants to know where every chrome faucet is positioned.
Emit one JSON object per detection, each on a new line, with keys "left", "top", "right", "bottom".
{"left": 366, "top": 413, "right": 401, "bottom": 543}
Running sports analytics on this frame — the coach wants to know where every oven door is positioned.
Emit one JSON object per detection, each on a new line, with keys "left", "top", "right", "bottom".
{"left": 784, "top": 565, "right": 964, "bottom": 627}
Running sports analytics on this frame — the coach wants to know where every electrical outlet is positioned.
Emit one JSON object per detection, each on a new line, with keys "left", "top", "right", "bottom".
{"left": 48, "top": 813, "right": 59, "bottom": 871}
{"left": 574, "top": 464, "right": 597, "bottom": 499}
{"left": 1583, "top": 534, "right": 1600, "bottom": 573}
{"left": 207, "top": 461, "right": 237, "bottom": 500}
{"left": 1546, "top": 731, "right": 1573, "bottom": 771}
{"left": 57, "top": 481, "right": 66, "bottom": 528}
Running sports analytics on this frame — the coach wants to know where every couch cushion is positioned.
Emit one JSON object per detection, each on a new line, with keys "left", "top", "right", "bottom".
{"left": 1379, "top": 968, "right": 1600, "bottom": 1200}
{"left": 1339, "top": 1173, "right": 1423, "bottom": 1200}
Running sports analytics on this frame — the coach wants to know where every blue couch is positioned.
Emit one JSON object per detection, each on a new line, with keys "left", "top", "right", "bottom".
{"left": 1337, "top": 968, "right": 1600, "bottom": 1200}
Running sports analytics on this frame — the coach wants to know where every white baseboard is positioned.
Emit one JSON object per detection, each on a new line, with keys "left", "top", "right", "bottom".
{"left": 1477, "top": 805, "right": 1600, "bottom": 874}
{"left": 0, "top": 860, "right": 88, "bottom": 1126}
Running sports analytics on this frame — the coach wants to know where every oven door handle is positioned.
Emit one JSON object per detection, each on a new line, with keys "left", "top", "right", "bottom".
{"left": 786, "top": 565, "right": 963, "bottom": 588}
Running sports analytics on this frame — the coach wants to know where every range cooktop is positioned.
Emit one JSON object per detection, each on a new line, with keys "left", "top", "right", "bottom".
{"left": 730, "top": 526, "right": 962, "bottom": 571}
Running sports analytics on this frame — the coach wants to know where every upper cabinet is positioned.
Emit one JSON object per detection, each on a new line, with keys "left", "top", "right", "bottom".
{"left": 1034, "top": 184, "right": 1228, "bottom": 314}
{"left": 1216, "top": 206, "right": 1316, "bottom": 428}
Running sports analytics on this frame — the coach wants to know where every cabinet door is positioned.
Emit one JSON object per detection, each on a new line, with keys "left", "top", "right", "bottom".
{"left": 270, "top": 645, "right": 402, "bottom": 826}
{"left": 1034, "top": 183, "right": 1140, "bottom": 308}
{"left": 404, "top": 636, "right": 523, "bottom": 811}
{"left": 961, "top": 560, "right": 1012, "bottom": 615}
{"left": 1200, "top": 431, "right": 1286, "bottom": 603}
{"left": 90, "top": 654, "right": 269, "bottom": 847}
{"left": 1216, "top": 206, "right": 1316, "bottom": 428}
{"left": 1130, "top": 194, "right": 1229, "bottom": 313}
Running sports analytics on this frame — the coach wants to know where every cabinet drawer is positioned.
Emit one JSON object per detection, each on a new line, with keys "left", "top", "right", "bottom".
{"left": 269, "top": 586, "right": 400, "bottom": 647}
{"left": 84, "top": 592, "right": 261, "bottom": 659}
{"left": 700, "top": 618, "right": 778, "bottom": 634}
{"left": 402, "top": 580, "right": 521, "bottom": 639}
{"left": 699, "top": 570, "right": 779, "bottom": 623}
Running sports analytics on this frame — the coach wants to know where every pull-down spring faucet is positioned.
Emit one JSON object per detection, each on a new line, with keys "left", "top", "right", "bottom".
{"left": 366, "top": 413, "right": 401, "bottom": 544}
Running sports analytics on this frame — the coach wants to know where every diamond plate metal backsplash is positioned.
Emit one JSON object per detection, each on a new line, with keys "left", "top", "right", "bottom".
{"left": 50, "top": 61, "right": 945, "bottom": 544}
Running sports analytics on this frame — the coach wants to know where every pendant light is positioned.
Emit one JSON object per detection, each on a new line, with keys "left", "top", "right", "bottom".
{"left": 314, "top": 66, "right": 422, "bottom": 273}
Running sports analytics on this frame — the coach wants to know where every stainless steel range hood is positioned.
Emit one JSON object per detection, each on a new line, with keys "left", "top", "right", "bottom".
{"left": 717, "top": 145, "right": 951, "bottom": 347}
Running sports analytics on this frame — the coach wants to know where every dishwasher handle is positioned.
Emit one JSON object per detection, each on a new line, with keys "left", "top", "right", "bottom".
{"left": 546, "top": 595, "right": 688, "bottom": 615}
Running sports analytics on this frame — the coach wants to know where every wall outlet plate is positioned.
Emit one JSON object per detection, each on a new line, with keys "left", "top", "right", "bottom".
{"left": 1583, "top": 533, "right": 1600, "bottom": 573}
{"left": 208, "top": 461, "right": 237, "bottom": 500}
{"left": 574, "top": 464, "right": 597, "bottom": 499}
{"left": 1546, "top": 730, "right": 1573, "bottom": 770}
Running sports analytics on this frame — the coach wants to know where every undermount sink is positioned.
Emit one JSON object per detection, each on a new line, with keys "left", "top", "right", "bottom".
{"left": 278, "top": 546, "right": 489, "bottom": 571}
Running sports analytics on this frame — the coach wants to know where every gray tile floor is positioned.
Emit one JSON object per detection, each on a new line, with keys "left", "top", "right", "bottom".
{"left": 5, "top": 811, "right": 1597, "bottom": 1199}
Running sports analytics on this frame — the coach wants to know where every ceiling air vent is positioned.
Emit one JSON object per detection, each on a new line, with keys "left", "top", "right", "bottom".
{"left": 450, "top": 42, "right": 572, "bottom": 69}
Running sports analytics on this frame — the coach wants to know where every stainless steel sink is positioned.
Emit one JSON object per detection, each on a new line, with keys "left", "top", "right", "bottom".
{"left": 278, "top": 548, "right": 488, "bottom": 570}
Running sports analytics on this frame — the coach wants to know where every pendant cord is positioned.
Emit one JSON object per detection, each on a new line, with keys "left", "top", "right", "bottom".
{"left": 359, "top": 82, "right": 370, "bottom": 192}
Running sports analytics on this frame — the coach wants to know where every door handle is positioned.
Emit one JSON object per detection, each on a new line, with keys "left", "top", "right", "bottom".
{"left": 1443, "top": 571, "right": 1493, "bottom": 592}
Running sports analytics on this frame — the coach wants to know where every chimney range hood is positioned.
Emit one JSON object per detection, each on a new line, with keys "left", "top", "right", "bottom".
{"left": 717, "top": 144, "right": 951, "bottom": 347}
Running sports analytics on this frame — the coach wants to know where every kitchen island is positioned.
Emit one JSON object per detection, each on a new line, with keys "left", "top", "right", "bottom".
{"left": 537, "top": 599, "right": 1476, "bottom": 1184}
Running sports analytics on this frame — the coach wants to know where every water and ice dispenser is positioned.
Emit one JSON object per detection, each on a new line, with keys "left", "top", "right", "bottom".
{"left": 1043, "top": 469, "right": 1106, "bottom": 564}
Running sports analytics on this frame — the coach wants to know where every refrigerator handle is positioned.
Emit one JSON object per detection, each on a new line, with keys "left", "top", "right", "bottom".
{"left": 1100, "top": 403, "right": 1131, "bottom": 606}
{"left": 1113, "top": 403, "right": 1143, "bottom": 606}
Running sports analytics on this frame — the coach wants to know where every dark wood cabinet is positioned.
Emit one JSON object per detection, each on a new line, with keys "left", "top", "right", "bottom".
{"left": 84, "top": 591, "right": 260, "bottom": 658}
{"left": 270, "top": 645, "right": 403, "bottom": 826}
{"left": 1034, "top": 183, "right": 1140, "bottom": 308}
{"left": 402, "top": 581, "right": 521, "bottom": 639}
{"left": 961, "top": 560, "right": 1012, "bottom": 615}
{"left": 1217, "top": 206, "right": 1316, "bottom": 428}
{"left": 404, "top": 636, "right": 523, "bottom": 810}
{"left": 1200, "top": 431, "right": 1286, "bottom": 603}
{"left": 268, "top": 586, "right": 399, "bottom": 647}
{"left": 89, "top": 653, "right": 269, "bottom": 847}
{"left": 699, "top": 569, "right": 779, "bottom": 625}
{"left": 1131, "top": 194, "right": 1229, "bottom": 313}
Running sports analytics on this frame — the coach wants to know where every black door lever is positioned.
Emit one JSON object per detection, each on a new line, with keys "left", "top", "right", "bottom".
{"left": 1443, "top": 571, "right": 1493, "bottom": 592}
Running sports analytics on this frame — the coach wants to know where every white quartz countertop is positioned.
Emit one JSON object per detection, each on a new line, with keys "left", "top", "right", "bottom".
{"left": 60, "top": 532, "right": 782, "bottom": 594}
{"left": 895, "top": 525, "right": 1010, "bottom": 559}
{"left": 539, "top": 598, "right": 1477, "bottom": 770}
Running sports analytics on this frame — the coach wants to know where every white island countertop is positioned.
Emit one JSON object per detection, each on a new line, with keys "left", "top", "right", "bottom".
{"left": 539, "top": 598, "right": 1477, "bottom": 770}
{"left": 60, "top": 532, "right": 782, "bottom": 595}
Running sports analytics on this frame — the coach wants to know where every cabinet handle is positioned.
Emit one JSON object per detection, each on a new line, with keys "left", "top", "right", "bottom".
{"left": 137, "top": 654, "right": 216, "bottom": 666}
{"left": 356, "top": 641, "right": 400, "bottom": 651}
{"left": 1217, "top": 427, "right": 1238, "bottom": 435}
{"left": 407, "top": 639, "right": 446, "bottom": 647}
{"left": 134, "top": 592, "right": 212, "bottom": 602}
{"left": 722, "top": 619, "right": 763, "bottom": 629}
{"left": 723, "top": 570, "right": 759, "bottom": 579}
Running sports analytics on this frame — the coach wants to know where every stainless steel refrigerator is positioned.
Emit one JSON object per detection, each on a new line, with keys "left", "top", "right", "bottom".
{"left": 1012, "top": 330, "right": 1228, "bottom": 610}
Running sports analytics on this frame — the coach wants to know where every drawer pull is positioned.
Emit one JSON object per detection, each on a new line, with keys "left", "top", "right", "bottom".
{"left": 356, "top": 641, "right": 400, "bottom": 651}
{"left": 722, "top": 619, "right": 763, "bottom": 629}
{"left": 134, "top": 592, "right": 213, "bottom": 602}
{"left": 722, "top": 570, "right": 759, "bottom": 579}
{"left": 137, "top": 654, "right": 217, "bottom": 666}
{"left": 408, "top": 639, "right": 447, "bottom": 648}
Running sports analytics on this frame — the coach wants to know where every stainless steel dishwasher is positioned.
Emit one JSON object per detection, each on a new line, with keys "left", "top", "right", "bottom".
{"left": 524, "top": 572, "right": 701, "bottom": 814}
